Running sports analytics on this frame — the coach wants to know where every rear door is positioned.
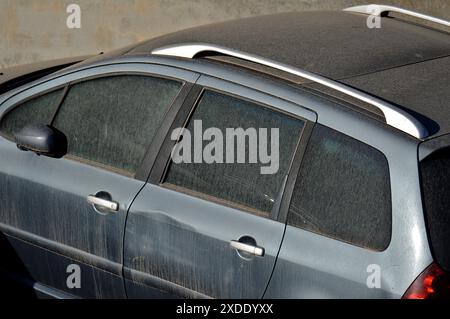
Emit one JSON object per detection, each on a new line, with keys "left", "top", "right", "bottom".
{"left": 0, "top": 64, "right": 198, "bottom": 298}
{"left": 124, "top": 75, "right": 316, "bottom": 298}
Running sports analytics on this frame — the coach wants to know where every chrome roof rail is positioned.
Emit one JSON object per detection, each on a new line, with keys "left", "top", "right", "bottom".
{"left": 344, "top": 4, "right": 450, "bottom": 27}
{"left": 152, "top": 43, "right": 429, "bottom": 139}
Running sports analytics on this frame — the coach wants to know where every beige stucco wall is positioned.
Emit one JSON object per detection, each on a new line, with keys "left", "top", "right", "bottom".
{"left": 0, "top": 0, "right": 449, "bottom": 69}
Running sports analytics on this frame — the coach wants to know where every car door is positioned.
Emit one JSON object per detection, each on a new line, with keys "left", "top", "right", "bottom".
{"left": 124, "top": 75, "right": 316, "bottom": 298}
{"left": 0, "top": 63, "right": 199, "bottom": 298}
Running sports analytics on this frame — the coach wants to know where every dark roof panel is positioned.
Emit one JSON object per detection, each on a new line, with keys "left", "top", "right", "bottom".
{"left": 342, "top": 56, "right": 450, "bottom": 138}
{"left": 131, "top": 11, "right": 450, "bottom": 79}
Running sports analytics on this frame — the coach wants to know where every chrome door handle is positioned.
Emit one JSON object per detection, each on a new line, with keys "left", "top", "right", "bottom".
{"left": 87, "top": 195, "right": 119, "bottom": 212}
{"left": 230, "top": 240, "right": 265, "bottom": 257}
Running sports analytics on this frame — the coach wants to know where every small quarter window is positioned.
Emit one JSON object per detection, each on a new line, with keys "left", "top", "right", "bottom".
{"left": 288, "top": 124, "right": 391, "bottom": 250}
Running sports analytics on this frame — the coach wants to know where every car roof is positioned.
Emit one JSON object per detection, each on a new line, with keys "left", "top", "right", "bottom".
{"left": 342, "top": 55, "right": 450, "bottom": 137}
{"left": 69, "top": 10, "right": 450, "bottom": 139}
{"left": 130, "top": 11, "right": 450, "bottom": 79}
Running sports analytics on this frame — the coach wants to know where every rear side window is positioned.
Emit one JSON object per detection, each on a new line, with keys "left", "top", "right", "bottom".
{"left": 0, "top": 89, "right": 64, "bottom": 138}
{"left": 53, "top": 75, "right": 181, "bottom": 175}
{"left": 420, "top": 148, "right": 450, "bottom": 272}
{"left": 163, "top": 90, "right": 305, "bottom": 216}
{"left": 288, "top": 124, "right": 391, "bottom": 251}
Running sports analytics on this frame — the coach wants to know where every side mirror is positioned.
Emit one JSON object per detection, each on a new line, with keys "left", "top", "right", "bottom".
{"left": 15, "top": 124, "right": 67, "bottom": 158}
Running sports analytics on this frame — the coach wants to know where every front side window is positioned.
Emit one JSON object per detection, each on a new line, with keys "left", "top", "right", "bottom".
{"left": 0, "top": 89, "right": 64, "bottom": 138}
{"left": 53, "top": 75, "right": 182, "bottom": 175}
{"left": 287, "top": 124, "right": 391, "bottom": 250}
{"left": 163, "top": 90, "right": 305, "bottom": 216}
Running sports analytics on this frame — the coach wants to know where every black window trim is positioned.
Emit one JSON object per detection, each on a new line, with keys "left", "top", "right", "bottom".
{"left": 277, "top": 120, "right": 315, "bottom": 223}
{"left": 151, "top": 83, "right": 315, "bottom": 221}
{"left": 134, "top": 81, "right": 196, "bottom": 181}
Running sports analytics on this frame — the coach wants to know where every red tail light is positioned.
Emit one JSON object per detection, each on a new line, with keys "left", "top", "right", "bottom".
{"left": 403, "top": 263, "right": 450, "bottom": 299}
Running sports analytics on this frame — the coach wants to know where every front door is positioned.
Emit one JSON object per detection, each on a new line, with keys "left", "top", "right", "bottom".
{"left": 0, "top": 67, "right": 194, "bottom": 298}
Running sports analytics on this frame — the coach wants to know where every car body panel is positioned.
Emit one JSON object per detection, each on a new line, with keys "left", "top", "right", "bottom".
{"left": 124, "top": 184, "right": 285, "bottom": 298}
{"left": 0, "top": 138, "right": 142, "bottom": 297}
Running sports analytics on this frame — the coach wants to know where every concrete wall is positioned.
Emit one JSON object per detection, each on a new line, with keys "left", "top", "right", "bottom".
{"left": 1, "top": 0, "right": 449, "bottom": 69}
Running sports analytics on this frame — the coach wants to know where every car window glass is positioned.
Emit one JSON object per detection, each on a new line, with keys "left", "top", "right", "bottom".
{"left": 163, "top": 90, "right": 305, "bottom": 216}
{"left": 420, "top": 149, "right": 450, "bottom": 272}
{"left": 53, "top": 75, "right": 182, "bottom": 175}
{"left": 288, "top": 124, "right": 391, "bottom": 250}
